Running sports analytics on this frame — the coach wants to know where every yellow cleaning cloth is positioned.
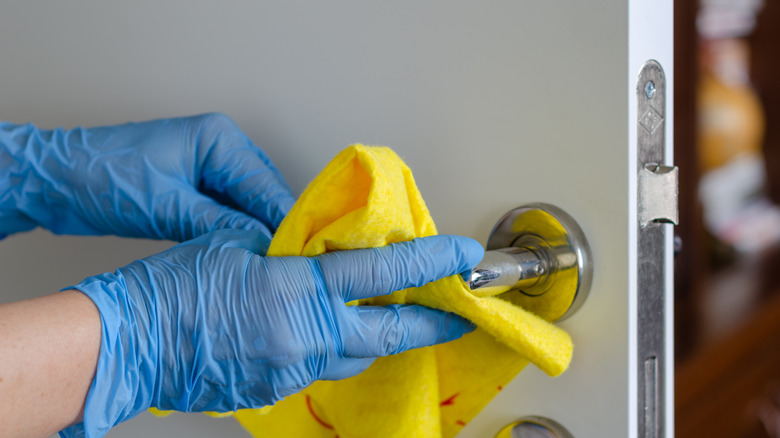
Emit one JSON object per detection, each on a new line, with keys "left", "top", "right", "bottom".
{"left": 228, "top": 145, "right": 573, "bottom": 437}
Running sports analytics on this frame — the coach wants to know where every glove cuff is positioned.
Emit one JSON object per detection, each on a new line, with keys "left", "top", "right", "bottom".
{"left": 0, "top": 122, "right": 40, "bottom": 236}
{"left": 59, "top": 271, "right": 158, "bottom": 438}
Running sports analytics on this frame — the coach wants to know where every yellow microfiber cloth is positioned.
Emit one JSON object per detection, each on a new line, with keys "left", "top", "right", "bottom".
{"left": 224, "top": 144, "right": 573, "bottom": 437}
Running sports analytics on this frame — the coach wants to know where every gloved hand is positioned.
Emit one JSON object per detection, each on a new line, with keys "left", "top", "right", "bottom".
{"left": 0, "top": 113, "right": 294, "bottom": 241}
{"left": 60, "top": 230, "right": 483, "bottom": 438}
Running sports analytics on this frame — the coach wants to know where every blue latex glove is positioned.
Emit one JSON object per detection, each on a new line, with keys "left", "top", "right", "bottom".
{"left": 0, "top": 113, "right": 294, "bottom": 241}
{"left": 60, "top": 230, "right": 483, "bottom": 438}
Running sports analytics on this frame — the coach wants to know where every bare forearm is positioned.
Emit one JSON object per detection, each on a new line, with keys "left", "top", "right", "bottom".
{"left": 0, "top": 290, "right": 100, "bottom": 438}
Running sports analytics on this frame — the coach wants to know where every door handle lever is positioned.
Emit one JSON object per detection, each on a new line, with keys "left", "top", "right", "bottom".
{"left": 465, "top": 203, "right": 592, "bottom": 321}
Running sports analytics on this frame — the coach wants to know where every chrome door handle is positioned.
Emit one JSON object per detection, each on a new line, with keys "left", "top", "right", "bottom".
{"left": 466, "top": 203, "right": 592, "bottom": 321}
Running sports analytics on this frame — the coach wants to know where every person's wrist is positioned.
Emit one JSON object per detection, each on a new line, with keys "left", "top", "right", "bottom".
{"left": 59, "top": 270, "right": 159, "bottom": 438}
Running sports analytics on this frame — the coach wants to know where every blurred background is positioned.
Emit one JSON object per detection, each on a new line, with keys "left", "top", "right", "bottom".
{"left": 674, "top": 0, "right": 780, "bottom": 436}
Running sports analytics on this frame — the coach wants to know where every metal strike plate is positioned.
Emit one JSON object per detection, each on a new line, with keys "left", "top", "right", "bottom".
{"left": 636, "top": 60, "right": 674, "bottom": 438}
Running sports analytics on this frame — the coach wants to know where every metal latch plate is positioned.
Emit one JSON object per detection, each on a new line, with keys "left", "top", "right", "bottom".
{"left": 639, "top": 164, "right": 679, "bottom": 227}
{"left": 636, "top": 60, "right": 676, "bottom": 438}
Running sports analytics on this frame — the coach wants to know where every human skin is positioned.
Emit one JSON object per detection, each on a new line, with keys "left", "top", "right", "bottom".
{"left": 0, "top": 290, "right": 100, "bottom": 438}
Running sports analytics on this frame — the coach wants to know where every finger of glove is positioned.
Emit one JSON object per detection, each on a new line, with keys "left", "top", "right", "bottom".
{"left": 319, "top": 357, "right": 376, "bottom": 381}
{"left": 316, "top": 235, "right": 484, "bottom": 302}
{"left": 180, "top": 229, "right": 272, "bottom": 255}
{"left": 196, "top": 114, "right": 295, "bottom": 231}
{"left": 167, "top": 191, "right": 273, "bottom": 242}
{"left": 342, "top": 304, "right": 475, "bottom": 358}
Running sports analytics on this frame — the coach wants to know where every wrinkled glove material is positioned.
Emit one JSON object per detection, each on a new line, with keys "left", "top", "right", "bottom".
{"left": 0, "top": 115, "right": 294, "bottom": 241}
{"left": 232, "top": 145, "right": 573, "bottom": 437}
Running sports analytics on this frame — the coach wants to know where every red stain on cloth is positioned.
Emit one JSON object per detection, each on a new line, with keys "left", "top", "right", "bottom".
{"left": 305, "top": 395, "right": 335, "bottom": 430}
{"left": 440, "top": 393, "right": 460, "bottom": 406}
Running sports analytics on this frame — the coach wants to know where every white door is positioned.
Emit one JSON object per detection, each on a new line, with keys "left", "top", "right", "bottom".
{"left": 0, "top": 1, "right": 674, "bottom": 437}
